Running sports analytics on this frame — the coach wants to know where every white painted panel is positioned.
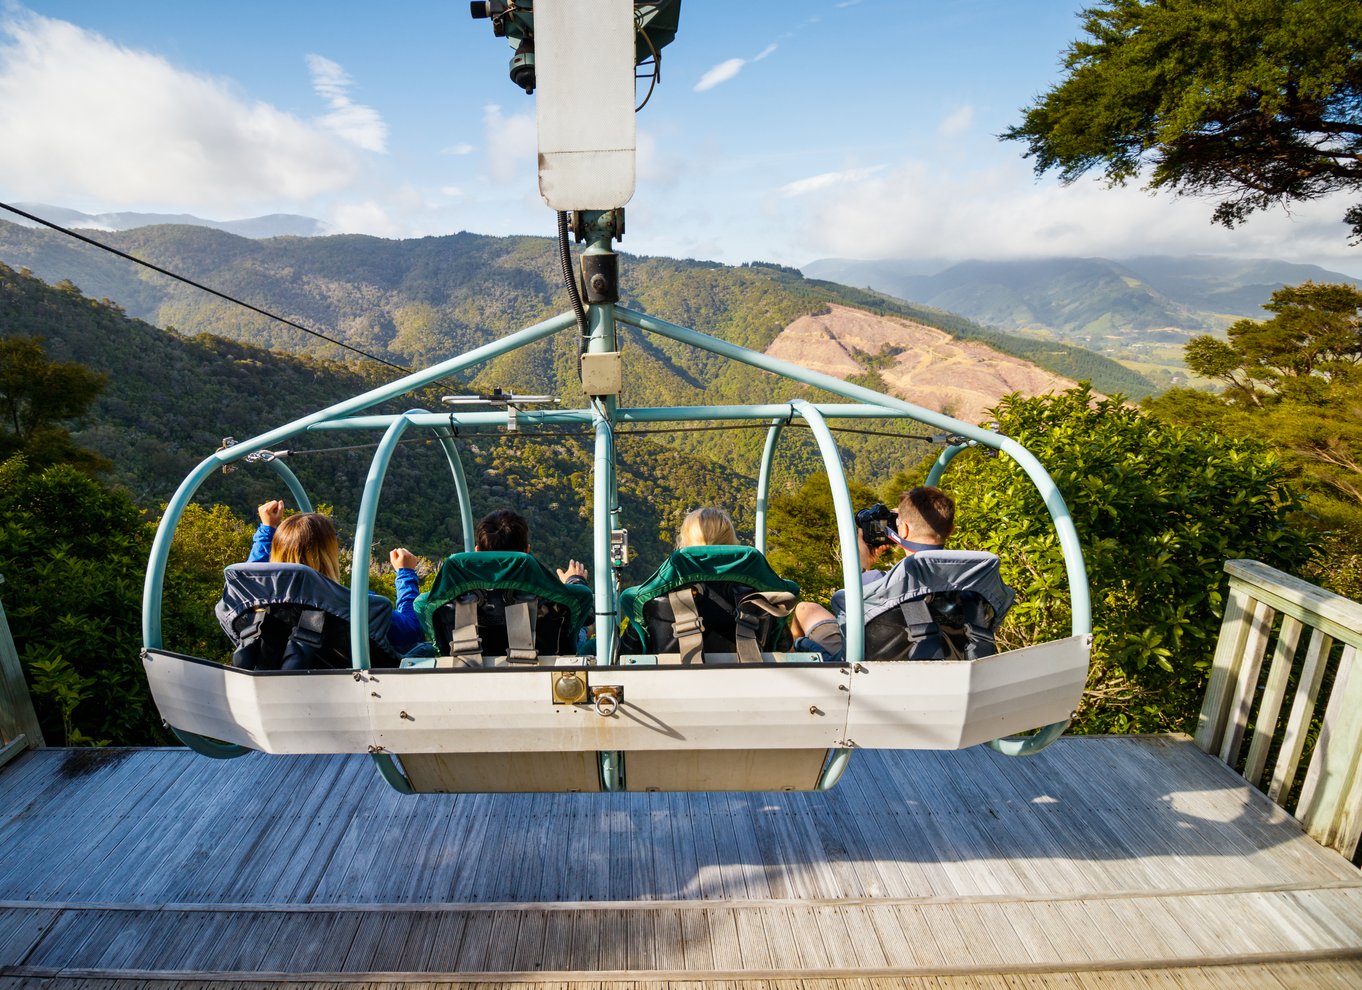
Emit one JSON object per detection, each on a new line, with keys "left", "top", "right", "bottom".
{"left": 146, "top": 638, "right": 1087, "bottom": 758}
{"left": 142, "top": 652, "right": 372, "bottom": 753}
{"left": 844, "top": 635, "right": 1090, "bottom": 749}
{"left": 534, "top": 0, "right": 636, "bottom": 209}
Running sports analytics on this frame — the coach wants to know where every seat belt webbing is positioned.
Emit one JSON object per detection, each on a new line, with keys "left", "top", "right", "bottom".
{"left": 668, "top": 589, "right": 706, "bottom": 665}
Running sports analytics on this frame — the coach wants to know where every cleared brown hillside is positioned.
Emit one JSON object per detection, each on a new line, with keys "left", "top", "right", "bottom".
{"left": 764, "top": 304, "right": 1079, "bottom": 424}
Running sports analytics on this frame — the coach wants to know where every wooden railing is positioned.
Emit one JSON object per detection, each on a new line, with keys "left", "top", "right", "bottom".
{"left": 0, "top": 573, "right": 45, "bottom": 767}
{"left": 1197, "top": 558, "right": 1362, "bottom": 859}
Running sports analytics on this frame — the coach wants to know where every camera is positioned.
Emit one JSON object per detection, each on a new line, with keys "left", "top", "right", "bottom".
{"left": 855, "top": 503, "right": 899, "bottom": 549}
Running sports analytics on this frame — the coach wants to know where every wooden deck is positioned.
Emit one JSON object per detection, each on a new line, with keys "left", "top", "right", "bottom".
{"left": 1, "top": 736, "right": 1361, "bottom": 988}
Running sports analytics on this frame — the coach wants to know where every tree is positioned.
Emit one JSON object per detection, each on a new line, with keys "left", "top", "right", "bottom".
{"left": 0, "top": 336, "right": 110, "bottom": 472}
{"left": 1183, "top": 282, "right": 1362, "bottom": 404}
{"left": 915, "top": 387, "right": 1312, "bottom": 734}
{"left": 1003, "top": 0, "right": 1362, "bottom": 241}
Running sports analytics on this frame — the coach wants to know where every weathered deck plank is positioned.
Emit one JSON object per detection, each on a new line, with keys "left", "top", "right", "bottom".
{"left": 2, "top": 738, "right": 1361, "bottom": 986}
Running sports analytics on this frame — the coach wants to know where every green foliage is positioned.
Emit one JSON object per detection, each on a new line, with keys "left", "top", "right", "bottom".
{"left": 0, "top": 335, "right": 110, "bottom": 473}
{"left": 1148, "top": 282, "right": 1362, "bottom": 598}
{"left": 942, "top": 385, "right": 1315, "bottom": 734}
{"left": 1183, "top": 282, "right": 1362, "bottom": 405}
{"left": 765, "top": 472, "right": 884, "bottom": 604}
{"left": 0, "top": 456, "right": 170, "bottom": 745}
{"left": 1004, "top": 0, "right": 1362, "bottom": 240}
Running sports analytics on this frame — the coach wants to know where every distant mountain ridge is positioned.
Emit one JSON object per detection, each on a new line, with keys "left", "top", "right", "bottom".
{"left": 802, "top": 254, "right": 1362, "bottom": 339}
{"left": 6, "top": 203, "right": 329, "bottom": 239}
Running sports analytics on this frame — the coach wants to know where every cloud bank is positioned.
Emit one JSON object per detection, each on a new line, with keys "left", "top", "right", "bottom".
{"left": 0, "top": 10, "right": 364, "bottom": 213}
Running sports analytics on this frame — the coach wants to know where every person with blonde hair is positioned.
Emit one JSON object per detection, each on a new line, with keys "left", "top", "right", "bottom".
{"left": 676, "top": 507, "right": 738, "bottom": 548}
{"left": 249, "top": 499, "right": 424, "bottom": 651}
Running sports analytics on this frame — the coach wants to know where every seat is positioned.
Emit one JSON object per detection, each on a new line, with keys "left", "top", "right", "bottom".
{"left": 414, "top": 551, "right": 593, "bottom": 665}
{"left": 619, "top": 545, "right": 800, "bottom": 663}
{"left": 840, "top": 550, "right": 1016, "bottom": 661}
{"left": 215, "top": 562, "right": 405, "bottom": 670}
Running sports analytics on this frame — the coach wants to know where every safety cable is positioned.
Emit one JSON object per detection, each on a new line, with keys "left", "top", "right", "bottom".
{"left": 273, "top": 420, "right": 936, "bottom": 457}
{"left": 0, "top": 201, "right": 412, "bottom": 374}
{"left": 557, "top": 210, "right": 589, "bottom": 341}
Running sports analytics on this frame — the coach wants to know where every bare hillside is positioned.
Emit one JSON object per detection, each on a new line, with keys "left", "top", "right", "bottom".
{"left": 765, "top": 304, "right": 1078, "bottom": 424}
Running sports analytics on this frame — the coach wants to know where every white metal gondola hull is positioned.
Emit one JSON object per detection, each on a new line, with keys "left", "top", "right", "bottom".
{"left": 144, "top": 637, "right": 1089, "bottom": 761}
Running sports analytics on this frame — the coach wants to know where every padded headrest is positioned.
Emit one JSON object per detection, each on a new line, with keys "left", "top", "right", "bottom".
{"left": 620, "top": 545, "right": 799, "bottom": 632}
{"left": 415, "top": 551, "right": 593, "bottom": 640}
{"left": 215, "top": 562, "right": 396, "bottom": 648}
{"left": 835, "top": 550, "right": 1015, "bottom": 626}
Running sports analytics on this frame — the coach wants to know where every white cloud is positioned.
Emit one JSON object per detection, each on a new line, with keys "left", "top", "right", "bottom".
{"left": 0, "top": 11, "right": 362, "bottom": 212}
{"left": 795, "top": 156, "right": 1362, "bottom": 275}
{"left": 441, "top": 143, "right": 476, "bottom": 156}
{"left": 753, "top": 43, "right": 778, "bottom": 62}
{"left": 779, "top": 165, "right": 886, "bottom": 198}
{"left": 938, "top": 105, "right": 974, "bottom": 138}
{"left": 481, "top": 103, "right": 537, "bottom": 184}
{"left": 305, "top": 53, "right": 387, "bottom": 153}
{"left": 694, "top": 57, "right": 746, "bottom": 93}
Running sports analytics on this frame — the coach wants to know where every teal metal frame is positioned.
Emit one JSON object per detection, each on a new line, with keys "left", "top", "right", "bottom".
{"left": 142, "top": 288, "right": 1091, "bottom": 780}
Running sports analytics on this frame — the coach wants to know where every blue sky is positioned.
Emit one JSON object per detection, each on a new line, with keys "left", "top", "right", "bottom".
{"left": 2, "top": 0, "right": 1358, "bottom": 275}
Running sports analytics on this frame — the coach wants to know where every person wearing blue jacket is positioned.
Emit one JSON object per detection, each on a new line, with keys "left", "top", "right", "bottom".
{"left": 248, "top": 499, "right": 425, "bottom": 652}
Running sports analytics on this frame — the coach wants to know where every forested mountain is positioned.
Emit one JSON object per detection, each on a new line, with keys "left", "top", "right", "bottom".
{"left": 0, "top": 263, "right": 755, "bottom": 584}
{"left": 0, "top": 220, "right": 1152, "bottom": 403}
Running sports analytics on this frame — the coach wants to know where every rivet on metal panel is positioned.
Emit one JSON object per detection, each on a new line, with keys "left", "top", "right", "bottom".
{"left": 809, "top": 706, "right": 824, "bottom": 716}
{"left": 399, "top": 711, "right": 414, "bottom": 721}
{"left": 838, "top": 684, "right": 849, "bottom": 692}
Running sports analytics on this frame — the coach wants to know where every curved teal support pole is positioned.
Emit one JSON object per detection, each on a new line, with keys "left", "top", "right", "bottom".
{"left": 592, "top": 413, "right": 617, "bottom": 666}
{"left": 265, "top": 455, "right": 313, "bottom": 513}
{"left": 371, "top": 752, "right": 415, "bottom": 793}
{"left": 143, "top": 453, "right": 224, "bottom": 649}
{"left": 171, "top": 727, "right": 249, "bottom": 759}
{"left": 599, "top": 750, "right": 623, "bottom": 791}
{"left": 818, "top": 747, "right": 853, "bottom": 791}
{"left": 350, "top": 413, "right": 418, "bottom": 670}
{"left": 790, "top": 400, "right": 863, "bottom": 664}
{"left": 617, "top": 306, "right": 1090, "bottom": 640}
{"left": 754, "top": 417, "right": 786, "bottom": 554}
{"left": 929, "top": 444, "right": 1078, "bottom": 756}
{"left": 925, "top": 443, "right": 967, "bottom": 488}
{"left": 434, "top": 425, "right": 475, "bottom": 552}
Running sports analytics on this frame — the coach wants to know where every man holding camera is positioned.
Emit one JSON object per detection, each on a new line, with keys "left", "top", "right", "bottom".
{"left": 790, "top": 486, "right": 957, "bottom": 661}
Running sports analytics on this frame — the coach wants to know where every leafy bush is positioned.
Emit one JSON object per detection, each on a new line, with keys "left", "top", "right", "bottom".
{"left": 943, "top": 386, "right": 1316, "bottom": 733}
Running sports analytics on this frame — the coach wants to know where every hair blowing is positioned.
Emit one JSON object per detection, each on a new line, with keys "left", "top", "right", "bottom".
{"left": 270, "top": 512, "right": 342, "bottom": 582}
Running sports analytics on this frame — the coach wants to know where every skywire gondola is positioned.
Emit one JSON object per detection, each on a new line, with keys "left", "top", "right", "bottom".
{"left": 139, "top": 0, "right": 1091, "bottom": 794}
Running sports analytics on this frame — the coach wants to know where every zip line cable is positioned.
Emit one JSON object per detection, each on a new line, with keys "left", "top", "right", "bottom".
{"left": 0, "top": 201, "right": 411, "bottom": 374}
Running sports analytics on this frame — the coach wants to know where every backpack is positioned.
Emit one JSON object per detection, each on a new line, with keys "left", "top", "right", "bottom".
{"left": 619, "top": 546, "right": 800, "bottom": 662}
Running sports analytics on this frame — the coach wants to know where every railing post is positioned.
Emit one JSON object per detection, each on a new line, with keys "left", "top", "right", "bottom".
{"left": 0, "top": 573, "right": 45, "bottom": 766}
{"left": 1198, "top": 559, "right": 1362, "bottom": 859}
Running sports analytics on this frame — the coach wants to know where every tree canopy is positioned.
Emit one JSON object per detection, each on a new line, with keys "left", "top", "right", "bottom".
{"left": 1004, "top": 0, "right": 1362, "bottom": 240}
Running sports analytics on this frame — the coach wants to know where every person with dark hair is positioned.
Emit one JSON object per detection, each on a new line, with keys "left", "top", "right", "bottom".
{"left": 790, "top": 486, "right": 1009, "bottom": 661}
{"left": 249, "top": 499, "right": 425, "bottom": 651}
{"left": 471, "top": 509, "right": 588, "bottom": 584}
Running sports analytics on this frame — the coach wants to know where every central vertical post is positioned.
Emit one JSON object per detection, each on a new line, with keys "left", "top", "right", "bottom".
{"left": 579, "top": 209, "right": 625, "bottom": 664}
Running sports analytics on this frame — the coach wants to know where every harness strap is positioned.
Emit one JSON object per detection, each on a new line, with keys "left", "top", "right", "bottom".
{"left": 733, "top": 590, "right": 796, "bottom": 663}
{"left": 282, "top": 608, "right": 326, "bottom": 670}
{"left": 668, "top": 588, "right": 706, "bottom": 665}
{"left": 448, "top": 594, "right": 483, "bottom": 666}
{"left": 504, "top": 598, "right": 538, "bottom": 664}
{"left": 230, "top": 607, "right": 269, "bottom": 669}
